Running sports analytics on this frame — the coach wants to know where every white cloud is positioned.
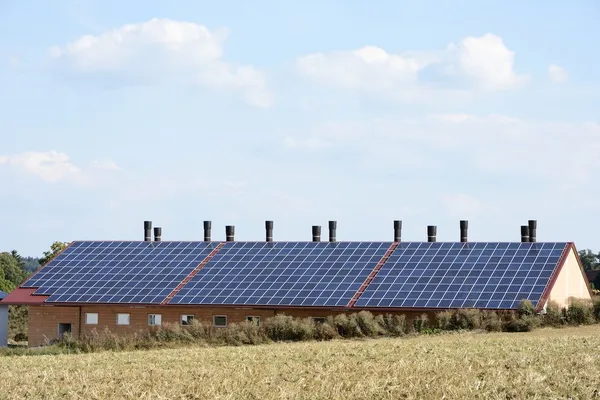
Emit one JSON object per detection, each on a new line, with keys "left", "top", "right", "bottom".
{"left": 448, "top": 33, "right": 528, "bottom": 90}
{"left": 548, "top": 64, "right": 568, "bottom": 83}
{"left": 296, "top": 46, "right": 435, "bottom": 89}
{"left": 91, "top": 159, "right": 122, "bottom": 171}
{"left": 283, "top": 114, "right": 600, "bottom": 187}
{"left": 296, "top": 33, "right": 527, "bottom": 101}
{"left": 49, "top": 18, "right": 271, "bottom": 108}
{"left": 0, "top": 150, "right": 121, "bottom": 185}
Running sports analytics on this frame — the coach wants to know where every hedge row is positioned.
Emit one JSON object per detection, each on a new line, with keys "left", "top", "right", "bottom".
{"left": 45, "top": 298, "right": 600, "bottom": 353}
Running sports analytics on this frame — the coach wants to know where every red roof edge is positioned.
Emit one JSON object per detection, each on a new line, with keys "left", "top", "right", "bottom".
{"left": 0, "top": 288, "right": 48, "bottom": 305}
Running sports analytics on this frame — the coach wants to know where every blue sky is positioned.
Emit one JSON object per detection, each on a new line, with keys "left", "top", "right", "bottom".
{"left": 1, "top": 0, "right": 599, "bottom": 256}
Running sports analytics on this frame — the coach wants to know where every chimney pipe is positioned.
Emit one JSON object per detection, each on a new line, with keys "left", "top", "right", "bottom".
{"left": 521, "top": 225, "right": 530, "bottom": 243}
{"left": 328, "top": 221, "right": 337, "bottom": 243}
{"left": 265, "top": 221, "right": 273, "bottom": 242}
{"left": 144, "top": 221, "right": 152, "bottom": 242}
{"left": 528, "top": 220, "right": 537, "bottom": 243}
{"left": 153, "top": 227, "right": 162, "bottom": 242}
{"left": 312, "top": 226, "right": 321, "bottom": 242}
{"left": 460, "top": 220, "right": 468, "bottom": 243}
{"left": 226, "top": 225, "right": 235, "bottom": 242}
{"left": 427, "top": 225, "right": 437, "bottom": 242}
{"left": 203, "top": 221, "right": 211, "bottom": 242}
{"left": 393, "top": 220, "right": 402, "bottom": 242}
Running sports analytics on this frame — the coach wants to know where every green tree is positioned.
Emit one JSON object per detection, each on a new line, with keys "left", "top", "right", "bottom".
{"left": 10, "top": 250, "right": 24, "bottom": 269}
{"left": 0, "top": 252, "right": 28, "bottom": 286}
{"left": 578, "top": 249, "right": 600, "bottom": 271}
{"left": 39, "top": 241, "right": 70, "bottom": 266}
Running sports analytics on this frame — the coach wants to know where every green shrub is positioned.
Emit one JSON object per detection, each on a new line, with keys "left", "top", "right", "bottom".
{"left": 186, "top": 319, "right": 209, "bottom": 339}
{"left": 214, "top": 322, "right": 268, "bottom": 346}
{"left": 565, "top": 299, "right": 595, "bottom": 325}
{"left": 355, "top": 311, "right": 384, "bottom": 336}
{"left": 262, "top": 315, "right": 315, "bottom": 342}
{"left": 517, "top": 300, "right": 535, "bottom": 318}
{"left": 314, "top": 320, "right": 339, "bottom": 341}
{"left": 435, "top": 309, "right": 481, "bottom": 331}
{"left": 378, "top": 314, "right": 407, "bottom": 336}
{"left": 435, "top": 311, "right": 453, "bottom": 330}
{"left": 454, "top": 309, "right": 482, "bottom": 330}
{"left": 480, "top": 311, "right": 503, "bottom": 332}
{"left": 502, "top": 313, "right": 539, "bottom": 332}
{"left": 541, "top": 301, "right": 566, "bottom": 327}
{"left": 333, "top": 314, "right": 363, "bottom": 338}
{"left": 592, "top": 298, "right": 600, "bottom": 322}
{"left": 412, "top": 314, "right": 430, "bottom": 333}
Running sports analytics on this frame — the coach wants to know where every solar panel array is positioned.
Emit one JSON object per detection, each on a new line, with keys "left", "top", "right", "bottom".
{"left": 19, "top": 240, "right": 571, "bottom": 309}
{"left": 169, "top": 241, "right": 390, "bottom": 306}
{"left": 354, "top": 242, "right": 568, "bottom": 309}
{"left": 23, "top": 241, "right": 219, "bottom": 304}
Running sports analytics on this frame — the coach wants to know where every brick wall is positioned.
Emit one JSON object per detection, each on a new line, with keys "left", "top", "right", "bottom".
{"left": 28, "top": 305, "right": 437, "bottom": 347}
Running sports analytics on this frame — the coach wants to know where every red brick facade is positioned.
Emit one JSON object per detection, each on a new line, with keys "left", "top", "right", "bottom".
{"left": 27, "top": 305, "right": 433, "bottom": 347}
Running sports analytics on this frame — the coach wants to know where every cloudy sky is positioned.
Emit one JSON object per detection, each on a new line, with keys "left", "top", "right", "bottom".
{"left": 1, "top": 0, "right": 599, "bottom": 256}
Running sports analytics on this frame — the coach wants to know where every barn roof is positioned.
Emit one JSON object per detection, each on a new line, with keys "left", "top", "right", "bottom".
{"left": 2, "top": 239, "right": 586, "bottom": 311}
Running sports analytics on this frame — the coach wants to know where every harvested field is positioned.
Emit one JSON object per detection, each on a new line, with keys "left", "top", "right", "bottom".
{"left": 1, "top": 326, "right": 599, "bottom": 399}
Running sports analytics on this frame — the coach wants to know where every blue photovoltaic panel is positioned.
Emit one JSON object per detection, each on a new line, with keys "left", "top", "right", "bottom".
{"left": 354, "top": 242, "right": 568, "bottom": 310}
{"left": 169, "top": 241, "right": 391, "bottom": 306}
{"left": 23, "top": 241, "right": 220, "bottom": 304}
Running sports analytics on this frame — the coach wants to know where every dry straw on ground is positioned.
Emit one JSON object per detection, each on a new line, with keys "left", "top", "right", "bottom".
{"left": 1, "top": 325, "right": 599, "bottom": 399}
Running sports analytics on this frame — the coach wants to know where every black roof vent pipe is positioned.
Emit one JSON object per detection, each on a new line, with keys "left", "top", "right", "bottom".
{"left": 521, "top": 225, "right": 530, "bottom": 242}
{"left": 203, "top": 221, "right": 211, "bottom": 242}
{"left": 528, "top": 220, "right": 537, "bottom": 243}
{"left": 393, "top": 220, "right": 402, "bottom": 242}
{"left": 265, "top": 221, "right": 274, "bottom": 242}
{"left": 328, "top": 221, "right": 337, "bottom": 243}
{"left": 427, "top": 225, "right": 437, "bottom": 242}
{"left": 153, "top": 227, "right": 162, "bottom": 242}
{"left": 312, "top": 226, "right": 321, "bottom": 242}
{"left": 226, "top": 225, "right": 235, "bottom": 242}
{"left": 144, "top": 221, "right": 152, "bottom": 242}
{"left": 460, "top": 220, "right": 468, "bottom": 243}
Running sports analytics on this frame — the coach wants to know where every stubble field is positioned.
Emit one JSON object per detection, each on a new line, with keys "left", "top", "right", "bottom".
{"left": 1, "top": 326, "right": 599, "bottom": 399}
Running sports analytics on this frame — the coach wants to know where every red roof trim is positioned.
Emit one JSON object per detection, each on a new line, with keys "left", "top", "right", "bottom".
{"left": 0, "top": 288, "right": 49, "bottom": 305}
{"left": 347, "top": 242, "right": 398, "bottom": 307}
{"left": 163, "top": 243, "right": 225, "bottom": 304}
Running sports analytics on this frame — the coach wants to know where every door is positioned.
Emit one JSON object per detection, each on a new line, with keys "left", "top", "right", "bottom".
{"left": 58, "top": 323, "right": 72, "bottom": 339}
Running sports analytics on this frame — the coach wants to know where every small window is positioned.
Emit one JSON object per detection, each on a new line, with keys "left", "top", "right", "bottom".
{"left": 312, "top": 317, "right": 326, "bottom": 324}
{"left": 246, "top": 316, "right": 260, "bottom": 325}
{"left": 148, "top": 314, "right": 162, "bottom": 326}
{"left": 85, "top": 313, "right": 98, "bottom": 325}
{"left": 180, "top": 314, "right": 195, "bottom": 326}
{"left": 116, "top": 313, "right": 130, "bottom": 325}
{"left": 213, "top": 315, "right": 227, "bottom": 327}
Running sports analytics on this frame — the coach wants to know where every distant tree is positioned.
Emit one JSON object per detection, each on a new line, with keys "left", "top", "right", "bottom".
{"left": 578, "top": 249, "right": 600, "bottom": 271}
{"left": 10, "top": 250, "right": 24, "bottom": 269}
{"left": 21, "top": 257, "right": 41, "bottom": 273}
{"left": 39, "top": 241, "right": 70, "bottom": 266}
{"left": 0, "top": 252, "right": 27, "bottom": 288}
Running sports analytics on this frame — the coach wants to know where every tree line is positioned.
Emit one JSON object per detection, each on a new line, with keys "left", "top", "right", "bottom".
{"left": 0, "top": 242, "right": 69, "bottom": 293}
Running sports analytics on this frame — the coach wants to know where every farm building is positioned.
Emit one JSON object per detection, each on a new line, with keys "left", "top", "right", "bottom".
{"left": 0, "top": 220, "right": 593, "bottom": 347}
{"left": 0, "top": 290, "right": 7, "bottom": 347}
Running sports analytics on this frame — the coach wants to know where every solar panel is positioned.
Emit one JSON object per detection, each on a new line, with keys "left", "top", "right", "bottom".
{"left": 169, "top": 241, "right": 391, "bottom": 307}
{"left": 354, "top": 242, "right": 568, "bottom": 309}
{"left": 23, "top": 241, "right": 220, "bottom": 304}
